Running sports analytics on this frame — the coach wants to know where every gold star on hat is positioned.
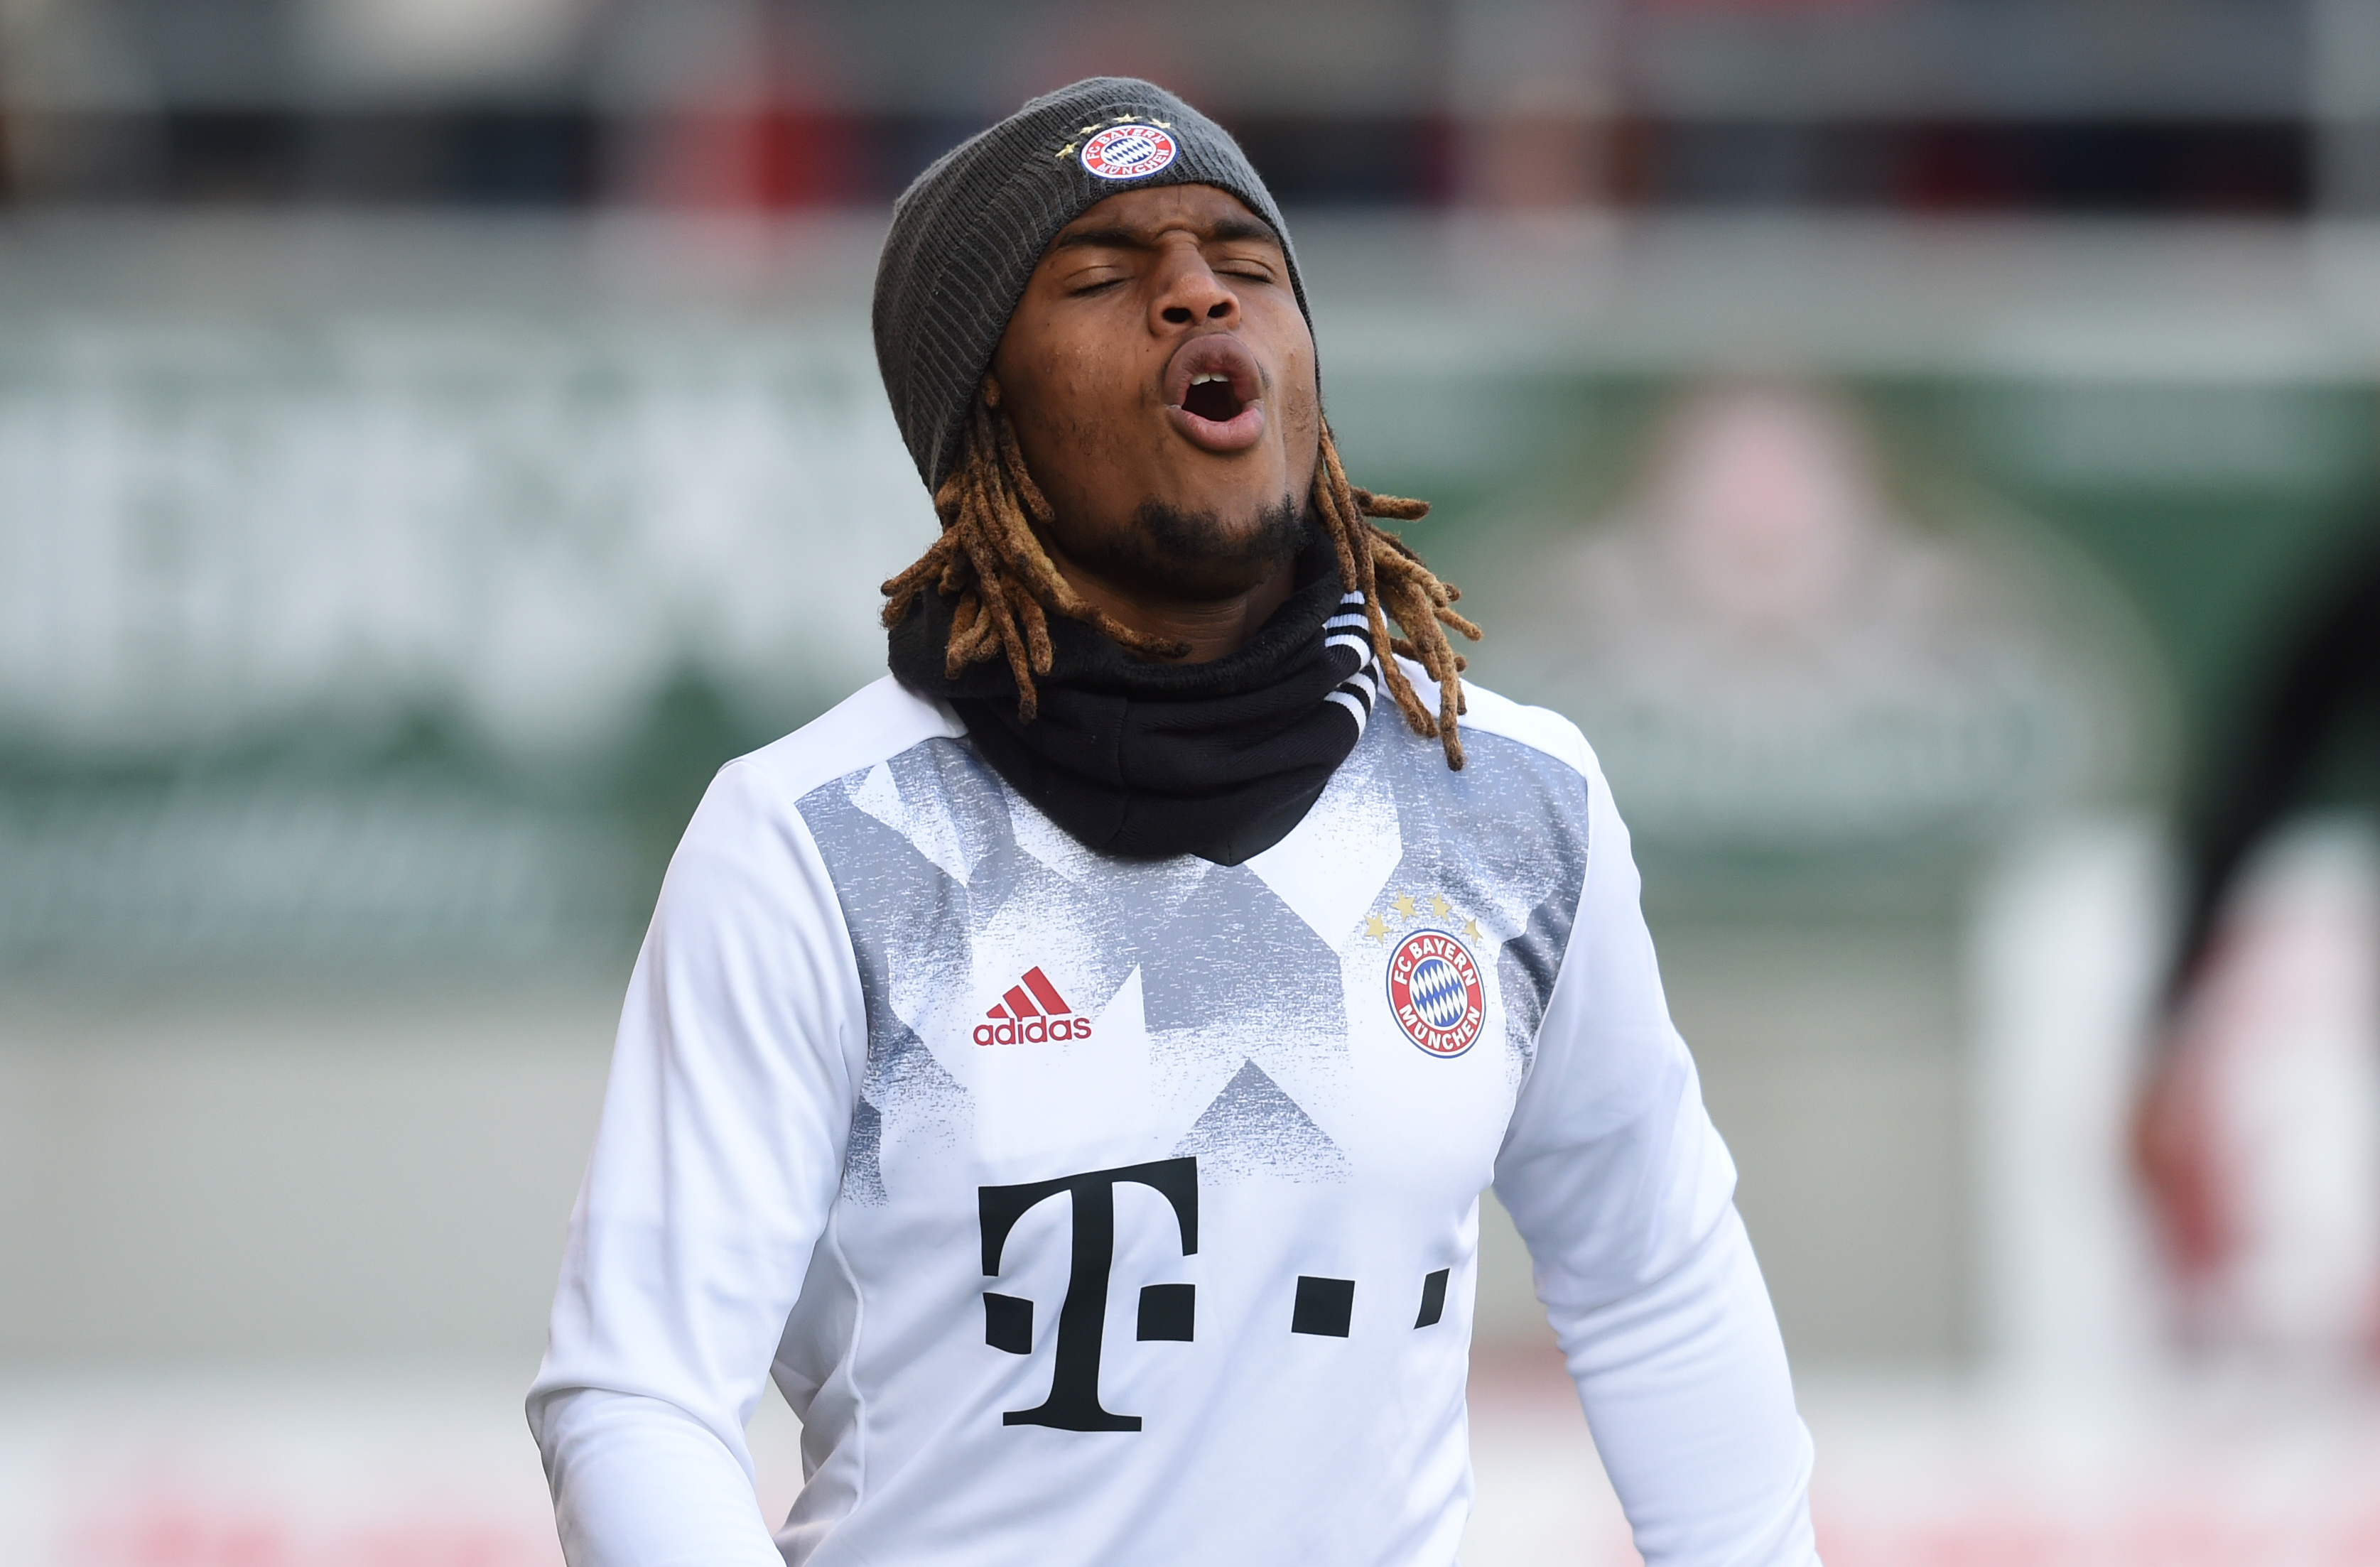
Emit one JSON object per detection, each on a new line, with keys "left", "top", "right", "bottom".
{"left": 1363, "top": 913, "right": 1390, "bottom": 943}
{"left": 1392, "top": 892, "right": 1417, "bottom": 921}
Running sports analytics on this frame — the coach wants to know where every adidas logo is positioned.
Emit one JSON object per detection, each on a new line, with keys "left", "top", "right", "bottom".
{"left": 973, "top": 966, "right": 1095, "bottom": 1047}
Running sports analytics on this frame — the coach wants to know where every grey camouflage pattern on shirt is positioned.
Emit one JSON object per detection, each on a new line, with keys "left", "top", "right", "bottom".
{"left": 796, "top": 705, "right": 1591, "bottom": 1205}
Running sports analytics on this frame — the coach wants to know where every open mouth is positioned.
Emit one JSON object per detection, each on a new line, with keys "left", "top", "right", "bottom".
{"left": 1164, "top": 335, "right": 1267, "bottom": 453}
{"left": 1182, "top": 372, "right": 1244, "bottom": 423}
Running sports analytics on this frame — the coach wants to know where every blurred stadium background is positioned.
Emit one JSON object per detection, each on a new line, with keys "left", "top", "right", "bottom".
{"left": 9, "top": 1, "right": 2380, "bottom": 1563}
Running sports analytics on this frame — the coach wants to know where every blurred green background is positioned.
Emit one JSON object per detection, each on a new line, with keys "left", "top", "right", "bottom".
{"left": 5, "top": 214, "right": 2378, "bottom": 1371}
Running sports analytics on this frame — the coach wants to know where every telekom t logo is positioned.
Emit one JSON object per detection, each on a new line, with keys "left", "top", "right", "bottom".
{"left": 977, "top": 1156, "right": 1449, "bottom": 1433}
{"left": 978, "top": 1157, "right": 1198, "bottom": 1431}
{"left": 975, "top": 965, "right": 1093, "bottom": 1046}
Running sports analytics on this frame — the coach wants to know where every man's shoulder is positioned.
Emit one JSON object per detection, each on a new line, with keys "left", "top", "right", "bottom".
{"left": 1390, "top": 658, "right": 1598, "bottom": 786}
{"left": 719, "top": 676, "right": 968, "bottom": 813}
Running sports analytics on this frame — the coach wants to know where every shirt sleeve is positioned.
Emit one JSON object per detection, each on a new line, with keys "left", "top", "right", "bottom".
{"left": 1492, "top": 747, "right": 1819, "bottom": 1567}
{"left": 526, "top": 758, "right": 868, "bottom": 1567}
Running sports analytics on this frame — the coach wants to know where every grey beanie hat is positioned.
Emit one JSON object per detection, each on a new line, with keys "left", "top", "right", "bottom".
{"left": 872, "top": 76, "right": 1311, "bottom": 491}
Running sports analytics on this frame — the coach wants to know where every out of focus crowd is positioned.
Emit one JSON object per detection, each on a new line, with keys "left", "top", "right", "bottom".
{"left": 0, "top": 0, "right": 2364, "bottom": 213}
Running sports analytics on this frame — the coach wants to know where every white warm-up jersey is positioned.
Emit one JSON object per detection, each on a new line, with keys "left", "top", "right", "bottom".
{"left": 528, "top": 666, "right": 1818, "bottom": 1567}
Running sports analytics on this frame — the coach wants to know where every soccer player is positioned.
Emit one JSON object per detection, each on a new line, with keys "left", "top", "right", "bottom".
{"left": 529, "top": 77, "right": 1817, "bottom": 1566}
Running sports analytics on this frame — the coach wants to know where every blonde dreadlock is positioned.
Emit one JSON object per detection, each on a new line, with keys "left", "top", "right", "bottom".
{"left": 880, "top": 386, "right": 1483, "bottom": 768}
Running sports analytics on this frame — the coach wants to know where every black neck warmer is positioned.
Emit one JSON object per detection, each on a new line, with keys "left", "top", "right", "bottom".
{"left": 886, "top": 527, "right": 1377, "bottom": 866}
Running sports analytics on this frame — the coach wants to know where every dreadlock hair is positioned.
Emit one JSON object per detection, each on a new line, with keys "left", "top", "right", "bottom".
{"left": 880, "top": 382, "right": 1483, "bottom": 768}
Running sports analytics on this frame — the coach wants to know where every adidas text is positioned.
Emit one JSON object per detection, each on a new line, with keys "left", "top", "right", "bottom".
{"left": 975, "top": 1014, "right": 1093, "bottom": 1046}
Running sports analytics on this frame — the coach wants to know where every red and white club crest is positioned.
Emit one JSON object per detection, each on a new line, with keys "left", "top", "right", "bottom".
{"left": 1079, "top": 123, "right": 1179, "bottom": 181}
{"left": 1386, "top": 929, "right": 1486, "bottom": 1058}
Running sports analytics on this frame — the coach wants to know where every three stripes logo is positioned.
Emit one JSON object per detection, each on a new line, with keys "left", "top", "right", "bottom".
{"left": 1323, "top": 589, "right": 1380, "bottom": 734}
{"left": 975, "top": 965, "right": 1095, "bottom": 1046}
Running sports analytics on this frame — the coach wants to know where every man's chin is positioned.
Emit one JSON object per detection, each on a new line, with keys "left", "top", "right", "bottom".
{"left": 1105, "top": 494, "right": 1309, "bottom": 602}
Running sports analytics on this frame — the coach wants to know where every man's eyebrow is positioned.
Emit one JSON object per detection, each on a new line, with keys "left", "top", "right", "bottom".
{"left": 1049, "top": 217, "right": 1282, "bottom": 254}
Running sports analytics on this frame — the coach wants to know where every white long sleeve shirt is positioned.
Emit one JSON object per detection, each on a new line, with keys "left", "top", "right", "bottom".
{"left": 528, "top": 666, "right": 1817, "bottom": 1567}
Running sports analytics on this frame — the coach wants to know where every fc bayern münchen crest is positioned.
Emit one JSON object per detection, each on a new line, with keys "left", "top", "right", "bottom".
{"left": 1079, "top": 123, "right": 1179, "bottom": 180}
{"left": 1385, "top": 927, "right": 1486, "bottom": 1058}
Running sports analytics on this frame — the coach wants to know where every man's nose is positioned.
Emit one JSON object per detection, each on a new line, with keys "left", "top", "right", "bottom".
{"left": 1150, "top": 251, "right": 1236, "bottom": 332}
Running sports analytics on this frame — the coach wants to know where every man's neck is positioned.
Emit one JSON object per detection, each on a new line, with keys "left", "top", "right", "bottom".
{"left": 1048, "top": 551, "right": 1298, "bottom": 664}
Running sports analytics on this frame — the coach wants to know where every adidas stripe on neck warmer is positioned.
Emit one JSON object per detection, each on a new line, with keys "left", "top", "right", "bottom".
{"left": 885, "top": 526, "right": 1379, "bottom": 866}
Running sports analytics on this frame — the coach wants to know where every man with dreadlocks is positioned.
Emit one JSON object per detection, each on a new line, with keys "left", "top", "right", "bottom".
{"left": 529, "top": 78, "right": 1816, "bottom": 1567}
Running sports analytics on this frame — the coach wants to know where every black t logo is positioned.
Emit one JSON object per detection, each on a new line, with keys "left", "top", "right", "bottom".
{"left": 978, "top": 1156, "right": 1199, "bottom": 1432}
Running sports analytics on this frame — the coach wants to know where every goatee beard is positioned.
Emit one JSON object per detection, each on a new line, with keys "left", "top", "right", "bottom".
{"left": 1101, "top": 493, "right": 1309, "bottom": 602}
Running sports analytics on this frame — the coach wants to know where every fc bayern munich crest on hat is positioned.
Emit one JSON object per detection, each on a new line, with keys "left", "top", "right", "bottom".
{"left": 1080, "top": 122, "right": 1179, "bottom": 180}
{"left": 1386, "top": 928, "right": 1486, "bottom": 1058}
